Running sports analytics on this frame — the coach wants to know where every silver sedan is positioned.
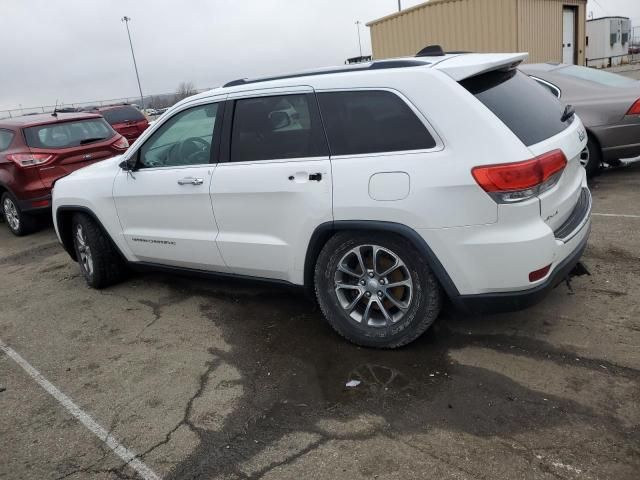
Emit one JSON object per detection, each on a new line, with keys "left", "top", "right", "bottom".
{"left": 520, "top": 63, "right": 640, "bottom": 177}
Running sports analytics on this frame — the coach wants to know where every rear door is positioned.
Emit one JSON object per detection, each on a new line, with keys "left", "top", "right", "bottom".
{"left": 563, "top": 8, "right": 576, "bottom": 65}
{"left": 210, "top": 87, "right": 332, "bottom": 282}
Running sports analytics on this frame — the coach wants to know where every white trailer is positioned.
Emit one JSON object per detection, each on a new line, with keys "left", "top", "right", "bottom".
{"left": 586, "top": 16, "right": 631, "bottom": 68}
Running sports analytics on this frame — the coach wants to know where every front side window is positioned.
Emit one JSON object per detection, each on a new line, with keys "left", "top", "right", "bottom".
{"left": 230, "top": 94, "right": 327, "bottom": 162}
{"left": 0, "top": 129, "right": 14, "bottom": 151}
{"left": 24, "top": 119, "right": 115, "bottom": 149}
{"left": 317, "top": 90, "right": 436, "bottom": 156}
{"left": 138, "top": 103, "right": 218, "bottom": 168}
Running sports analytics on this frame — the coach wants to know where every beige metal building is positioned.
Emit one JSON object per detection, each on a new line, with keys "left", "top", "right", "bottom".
{"left": 367, "top": 0, "right": 587, "bottom": 65}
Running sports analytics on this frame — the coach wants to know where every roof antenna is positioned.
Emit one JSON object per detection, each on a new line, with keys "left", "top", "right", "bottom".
{"left": 52, "top": 99, "right": 59, "bottom": 118}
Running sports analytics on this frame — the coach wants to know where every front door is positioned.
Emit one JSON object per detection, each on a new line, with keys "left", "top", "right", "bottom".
{"left": 113, "top": 99, "right": 229, "bottom": 271}
{"left": 563, "top": 8, "right": 576, "bottom": 64}
{"left": 211, "top": 90, "right": 332, "bottom": 283}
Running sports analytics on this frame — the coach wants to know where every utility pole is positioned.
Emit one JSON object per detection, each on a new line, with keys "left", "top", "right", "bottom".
{"left": 398, "top": 1, "right": 402, "bottom": 11}
{"left": 355, "top": 21, "right": 363, "bottom": 57}
{"left": 121, "top": 16, "right": 145, "bottom": 110}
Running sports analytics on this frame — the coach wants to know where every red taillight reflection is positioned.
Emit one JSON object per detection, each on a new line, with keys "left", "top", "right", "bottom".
{"left": 31, "top": 199, "right": 50, "bottom": 208}
{"left": 529, "top": 264, "right": 552, "bottom": 282}
{"left": 472, "top": 150, "right": 567, "bottom": 193}
{"left": 113, "top": 136, "right": 129, "bottom": 150}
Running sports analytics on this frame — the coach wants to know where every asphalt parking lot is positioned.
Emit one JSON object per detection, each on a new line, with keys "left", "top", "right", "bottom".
{"left": 1, "top": 162, "right": 639, "bottom": 480}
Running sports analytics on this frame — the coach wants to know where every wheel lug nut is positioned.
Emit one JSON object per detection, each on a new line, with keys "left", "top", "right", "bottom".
{"left": 377, "top": 291, "right": 383, "bottom": 297}
{"left": 365, "top": 292, "right": 371, "bottom": 298}
{"left": 368, "top": 272, "right": 374, "bottom": 278}
{"left": 380, "top": 279, "right": 386, "bottom": 285}
{"left": 360, "top": 280, "right": 366, "bottom": 286}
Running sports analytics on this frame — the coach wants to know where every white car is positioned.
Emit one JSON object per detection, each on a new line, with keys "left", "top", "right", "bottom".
{"left": 52, "top": 51, "right": 592, "bottom": 348}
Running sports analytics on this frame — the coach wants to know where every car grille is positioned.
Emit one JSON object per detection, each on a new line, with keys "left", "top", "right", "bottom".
{"left": 554, "top": 187, "right": 592, "bottom": 242}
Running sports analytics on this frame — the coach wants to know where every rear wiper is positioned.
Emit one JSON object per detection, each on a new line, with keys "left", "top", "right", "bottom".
{"left": 79, "top": 137, "right": 107, "bottom": 145}
{"left": 561, "top": 104, "right": 575, "bottom": 122}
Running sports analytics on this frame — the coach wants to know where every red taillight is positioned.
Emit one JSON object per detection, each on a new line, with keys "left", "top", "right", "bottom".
{"left": 626, "top": 99, "right": 640, "bottom": 115}
{"left": 113, "top": 136, "right": 129, "bottom": 150}
{"left": 529, "top": 264, "right": 552, "bottom": 282}
{"left": 471, "top": 150, "right": 567, "bottom": 203}
{"left": 6, "top": 153, "right": 53, "bottom": 168}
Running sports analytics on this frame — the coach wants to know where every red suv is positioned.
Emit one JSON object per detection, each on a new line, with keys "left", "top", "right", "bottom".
{"left": 0, "top": 113, "right": 129, "bottom": 235}
{"left": 94, "top": 105, "right": 149, "bottom": 143}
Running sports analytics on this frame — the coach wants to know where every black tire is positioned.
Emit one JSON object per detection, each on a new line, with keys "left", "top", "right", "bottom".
{"left": 1, "top": 192, "right": 39, "bottom": 236}
{"left": 314, "top": 232, "right": 442, "bottom": 349}
{"left": 71, "top": 213, "right": 127, "bottom": 289}
{"left": 581, "top": 136, "right": 602, "bottom": 179}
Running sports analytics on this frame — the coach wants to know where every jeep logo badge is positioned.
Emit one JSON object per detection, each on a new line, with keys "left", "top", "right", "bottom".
{"left": 578, "top": 129, "right": 586, "bottom": 142}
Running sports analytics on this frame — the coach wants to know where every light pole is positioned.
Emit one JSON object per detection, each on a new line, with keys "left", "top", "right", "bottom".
{"left": 398, "top": 1, "right": 402, "bottom": 11}
{"left": 355, "top": 21, "right": 363, "bottom": 57}
{"left": 121, "top": 16, "right": 145, "bottom": 110}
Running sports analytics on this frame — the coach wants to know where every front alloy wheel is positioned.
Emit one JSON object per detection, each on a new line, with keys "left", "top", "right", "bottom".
{"left": 75, "top": 223, "right": 94, "bottom": 278}
{"left": 3, "top": 197, "right": 20, "bottom": 232}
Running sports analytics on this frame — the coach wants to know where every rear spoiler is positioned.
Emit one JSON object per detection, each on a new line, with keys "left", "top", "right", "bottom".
{"left": 430, "top": 53, "right": 529, "bottom": 81}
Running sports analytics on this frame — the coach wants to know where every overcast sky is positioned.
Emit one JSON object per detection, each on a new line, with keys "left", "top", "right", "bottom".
{"left": 1, "top": 0, "right": 638, "bottom": 112}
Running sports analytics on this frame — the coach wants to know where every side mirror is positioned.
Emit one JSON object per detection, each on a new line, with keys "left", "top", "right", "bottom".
{"left": 119, "top": 158, "right": 135, "bottom": 171}
{"left": 268, "top": 111, "right": 291, "bottom": 130}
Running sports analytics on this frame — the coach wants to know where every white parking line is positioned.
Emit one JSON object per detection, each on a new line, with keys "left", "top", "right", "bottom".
{"left": 0, "top": 339, "right": 161, "bottom": 480}
{"left": 592, "top": 213, "right": 640, "bottom": 219}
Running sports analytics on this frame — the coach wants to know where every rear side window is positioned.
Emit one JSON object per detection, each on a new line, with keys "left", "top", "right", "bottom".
{"left": 460, "top": 69, "right": 570, "bottom": 146}
{"left": 101, "top": 106, "right": 145, "bottom": 124}
{"left": 230, "top": 94, "right": 328, "bottom": 162}
{"left": 317, "top": 90, "right": 436, "bottom": 156}
{"left": 24, "top": 119, "right": 115, "bottom": 149}
{"left": 0, "top": 129, "right": 14, "bottom": 151}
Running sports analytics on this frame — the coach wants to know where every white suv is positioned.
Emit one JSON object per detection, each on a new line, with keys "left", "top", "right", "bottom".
{"left": 52, "top": 52, "right": 592, "bottom": 348}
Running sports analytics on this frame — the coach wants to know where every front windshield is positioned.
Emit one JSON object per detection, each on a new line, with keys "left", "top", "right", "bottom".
{"left": 556, "top": 65, "right": 638, "bottom": 87}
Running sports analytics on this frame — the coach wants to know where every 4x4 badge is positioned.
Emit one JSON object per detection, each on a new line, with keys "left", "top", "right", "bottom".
{"left": 578, "top": 129, "right": 586, "bottom": 142}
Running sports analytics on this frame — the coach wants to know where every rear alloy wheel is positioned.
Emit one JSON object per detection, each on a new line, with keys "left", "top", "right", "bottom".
{"left": 1, "top": 193, "right": 38, "bottom": 236}
{"left": 580, "top": 136, "right": 602, "bottom": 178}
{"left": 71, "top": 213, "right": 127, "bottom": 288}
{"left": 315, "top": 232, "right": 442, "bottom": 348}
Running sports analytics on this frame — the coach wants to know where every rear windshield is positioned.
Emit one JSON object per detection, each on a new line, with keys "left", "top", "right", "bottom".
{"left": 101, "top": 106, "right": 145, "bottom": 124}
{"left": 24, "top": 119, "right": 115, "bottom": 149}
{"left": 0, "top": 130, "right": 14, "bottom": 151}
{"left": 555, "top": 65, "right": 638, "bottom": 87}
{"left": 460, "top": 69, "right": 571, "bottom": 146}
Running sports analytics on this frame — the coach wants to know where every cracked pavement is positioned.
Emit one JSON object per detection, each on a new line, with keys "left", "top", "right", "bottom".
{"left": 1, "top": 163, "right": 639, "bottom": 479}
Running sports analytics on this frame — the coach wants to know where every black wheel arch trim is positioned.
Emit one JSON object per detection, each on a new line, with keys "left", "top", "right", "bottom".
{"left": 55, "top": 206, "right": 127, "bottom": 262}
{"left": 304, "top": 220, "right": 461, "bottom": 299}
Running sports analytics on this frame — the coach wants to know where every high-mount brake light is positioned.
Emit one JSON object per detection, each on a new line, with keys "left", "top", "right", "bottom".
{"left": 471, "top": 150, "right": 567, "bottom": 203}
{"left": 6, "top": 153, "right": 53, "bottom": 168}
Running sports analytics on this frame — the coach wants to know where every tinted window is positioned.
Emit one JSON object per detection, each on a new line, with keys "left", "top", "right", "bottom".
{"left": 317, "top": 90, "right": 436, "bottom": 156}
{"left": 230, "top": 94, "right": 327, "bottom": 162}
{"left": 139, "top": 103, "right": 218, "bottom": 168}
{"left": 556, "top": 65, "right": 638, "bottom": 87}
{"left": 101, "top": 106, "right": 146, "bottom": 124}
{"left": 24, "top": 119, "right": 115, "bottom": 149}
{"left": 461, "top": 69, "right": 570, "bottom": 147}
{"left": 0, "top": 130, "right": 14, "bottom": 151}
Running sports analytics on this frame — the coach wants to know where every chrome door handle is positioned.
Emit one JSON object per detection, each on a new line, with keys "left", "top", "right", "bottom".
{"left": 177, "top": 177, "right": 204, "bottom": 185}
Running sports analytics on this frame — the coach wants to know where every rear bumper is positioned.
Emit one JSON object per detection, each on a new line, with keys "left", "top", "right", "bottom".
{"left": 18, "top": 194, "right": 52, "bottom": 212}
{"left": 451, "top": 226, "right": 589, "bottom": 314}
{"left": 592, "top": 121, "right": 640, "bottom": 163}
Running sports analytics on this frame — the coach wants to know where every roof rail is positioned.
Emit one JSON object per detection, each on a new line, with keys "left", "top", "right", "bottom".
{"left": 222, "top": 59, "right": 430, "bottom": 88}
